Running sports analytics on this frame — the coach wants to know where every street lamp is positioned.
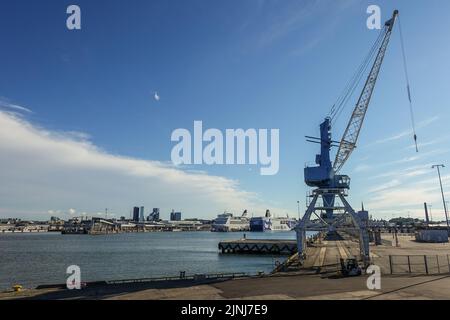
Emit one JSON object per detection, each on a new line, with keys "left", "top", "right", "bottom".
{"left": 297, "top": 201, "right": 301, "bottom": 220}
{"left": 446, "top": 201, "right": 450, "bottom": 223}
{"left": 432, "top": 164, "right": 450, "bottom": 235}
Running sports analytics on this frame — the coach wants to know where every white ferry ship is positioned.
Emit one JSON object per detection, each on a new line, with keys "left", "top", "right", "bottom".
{"left": 211, "top": 210, "right": 250, "bottom": 232}
{"left": 249, "top": 210, "right": 296, "bottom": 232}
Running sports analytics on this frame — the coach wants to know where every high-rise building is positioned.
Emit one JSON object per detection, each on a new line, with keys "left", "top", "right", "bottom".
{"left": 139, "top": 206, "right": 145, "bottom": 222}
{"left": 153, "top": 208, "right": 160, "bottom": 220}
{"left": 133, "top": 207, "right": 140, "bottom": 222}
{"left": 147, "top": 208, "right": 160, "bottom": 221}
{"left": 170, "top": 209, "right": 182, "bottom": 221}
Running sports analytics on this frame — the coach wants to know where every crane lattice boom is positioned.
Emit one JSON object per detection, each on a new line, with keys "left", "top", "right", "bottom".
{"left": 333, "top": 10, "right": 398, "bottom": 173}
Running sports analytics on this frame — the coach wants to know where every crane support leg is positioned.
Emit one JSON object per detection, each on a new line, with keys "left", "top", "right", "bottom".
{"left": 295, "top": 194, "right": 319, "bottom": 259}
{"left": 338, "top": 194, "right": 370, "bottom": 265}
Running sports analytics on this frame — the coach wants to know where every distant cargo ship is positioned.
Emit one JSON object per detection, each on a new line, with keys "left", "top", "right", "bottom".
{"left": 212, "top": 211, "right": 250, "bottom": 232}
{"left": 250, "top": 210, "right": 296, "bottom": 232}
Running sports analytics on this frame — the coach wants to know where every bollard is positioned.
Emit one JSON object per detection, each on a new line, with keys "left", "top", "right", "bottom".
{"left": 407, "top": 256, "right": 411, "bottom": 274}
{"left": 389, "top": 255, "right": 393, "bottom": 274}
{"left": 424, "top": 255, "right": 429, "bottom": 275}
{"left": 447, "top": 254, "right": 450, "bottom": 273}
{"left": 437, "top": 255, "right": 441, "bottom": 274}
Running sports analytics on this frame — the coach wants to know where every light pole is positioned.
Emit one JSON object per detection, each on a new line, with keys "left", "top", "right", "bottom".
{"left": 429, "top": 204, "right": 433, "bottom": 223}
{"left": 297, "top": 201, "right": 301, "bottom": 220}
{"left": 447, "top": 201, "right": 450, "bottom": 223}
{"left": 432, "top": 164, "right": 450, "bottom": 235}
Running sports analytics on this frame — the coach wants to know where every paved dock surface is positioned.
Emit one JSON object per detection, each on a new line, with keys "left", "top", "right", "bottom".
{"left": 297, "top": 233, "right": 361, "bottom": 272}
{"left": 291, "top": 233, "right": 450, "bottom": 273}
{"left": 2, "top": 273, "right": 450, "bottom": 300}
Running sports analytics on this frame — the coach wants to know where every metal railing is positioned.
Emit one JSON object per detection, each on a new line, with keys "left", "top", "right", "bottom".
{"left": 35, "top": 272, "right": 251, "bottom": 289}
{"left": 106, "top": 272, "right": 249, "bottom": 284}
{"left": 384, "top": 255, "right": 450, "bottom": 275}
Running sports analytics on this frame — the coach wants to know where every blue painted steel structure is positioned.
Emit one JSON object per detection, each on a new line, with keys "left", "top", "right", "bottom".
{"left": 296, "top": 11, "right": 399, "bottom": 265}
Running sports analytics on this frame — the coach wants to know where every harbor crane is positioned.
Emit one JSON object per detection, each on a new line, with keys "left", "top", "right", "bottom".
{"left": 296, "top": 10, "right": 400, "bottom": 265}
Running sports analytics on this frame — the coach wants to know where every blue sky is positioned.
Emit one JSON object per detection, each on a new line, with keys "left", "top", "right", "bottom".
{"left": 1, "top": 0, "right": 450, "bottom": 221}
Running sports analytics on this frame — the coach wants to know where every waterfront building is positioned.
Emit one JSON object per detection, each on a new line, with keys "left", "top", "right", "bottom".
{"left": 170, "top": 210, "right": 182, "bottom": 221}
{"left": 133, "top": 207, "right": 140, "bottom": 222}
{"left": 139, "top": 206, "right": 145, "bottom": 222}
{"left": 147, "top": 208, "right": 160, "bottom": 221}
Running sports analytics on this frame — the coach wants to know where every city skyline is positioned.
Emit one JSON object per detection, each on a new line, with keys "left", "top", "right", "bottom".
{"left": 1, "top": 0, "right": 450, "bottom": 221}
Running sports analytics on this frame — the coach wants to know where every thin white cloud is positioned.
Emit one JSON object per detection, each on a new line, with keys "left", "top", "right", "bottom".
{"left": 0, "top": 111, "right": 289, "bottom": 220}
{"left": 404, "top": 138, "right": 439, "bottom": 150}
{"left": 366, "top": 185, "right": 444, "bottom": 218}
{"left": 370, "top": 163, "right": 435, "bottom": 180}
{"left": 363, "top": 166, "right": 450, "bottom": 220}
{"left": 372, "top": 116, "right": 439, "bottom": 145}
{"left": 0, "top": 100, "right": 32, "bottom": 113}
{"left": 368, "top": 179, "right": 401, "bottom": 193}
{"left": 289, "top": 36, "right": 322, "bottom": 57}
{"left": 256, "top": 1, "right": 317, "bottom": 48}
{"left": 389, "top": 148, "right": 450, "bottom": 165}
{"left": 403, "top": 168, "right": 430, "bottom": 178}
{"left": 353, "top": 164, "right": 371, "bottom": 173}
{"left": 244, "top": 0, "right": 355, "bottom": 53}
{"left": 362, "top": 148, "right": 450, "bottom": 178}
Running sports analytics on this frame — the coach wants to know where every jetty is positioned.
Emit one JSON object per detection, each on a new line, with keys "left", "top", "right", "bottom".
{"left": 218, "top": 239, "right": 297, "bottom": 255}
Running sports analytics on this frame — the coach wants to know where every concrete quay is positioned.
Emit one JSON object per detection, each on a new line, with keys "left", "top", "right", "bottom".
{"left": 2, "top": 272, "right": 450, "bottom": 300}
{"left": 276, "top": 233, "right": 450, "bottom": 275}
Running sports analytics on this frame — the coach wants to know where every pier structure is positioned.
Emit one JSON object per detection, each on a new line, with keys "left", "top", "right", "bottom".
{"left": 219, "top": 239, "right": 297, "bottom": 255}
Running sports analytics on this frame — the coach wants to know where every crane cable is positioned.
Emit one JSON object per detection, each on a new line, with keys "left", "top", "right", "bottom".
{"left": 330, "top": 32, "right": 380, "bottom": 120}
{"left": 330, "top": 29, "right": 385, "bottom": 124}
{"left": 398, "top": 14, "right": 419, "bottom": 152}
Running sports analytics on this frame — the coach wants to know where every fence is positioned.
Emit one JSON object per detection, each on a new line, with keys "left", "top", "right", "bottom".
{"left": 105, "top": 272, "right": 249, "bottom": 285}
{"left": 374, "top": 255, "right": 450, "bottom": 275}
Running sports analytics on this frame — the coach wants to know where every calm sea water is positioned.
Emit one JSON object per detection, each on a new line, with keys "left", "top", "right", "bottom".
{"left": 0, "top": 231, "right": 303, "bottom": 290}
